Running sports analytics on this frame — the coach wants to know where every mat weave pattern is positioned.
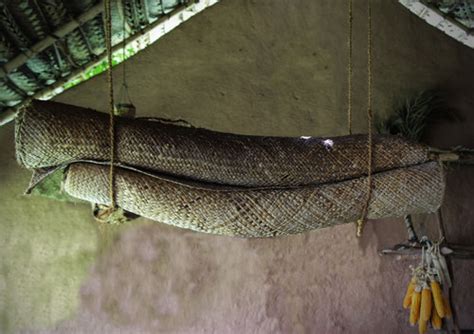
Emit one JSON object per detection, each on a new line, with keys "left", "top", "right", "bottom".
{"left": 64, "top": 162, "right": 444, "bottom": 237}
{"left": 16, "top": 100, "right": 430, "bottom": 187}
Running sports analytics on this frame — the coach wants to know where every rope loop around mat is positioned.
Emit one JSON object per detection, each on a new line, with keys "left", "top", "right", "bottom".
{"left": 356, "top": 0, "right": 374, "bottom": 238}
{"left": 347, "top": 0, "right": 353, "bottom": 135}
{"left": 104, "top": 0, "right": 116, "bottom": 209}
{"left": 100, "top": 0, "right": 129, "bottom": 228}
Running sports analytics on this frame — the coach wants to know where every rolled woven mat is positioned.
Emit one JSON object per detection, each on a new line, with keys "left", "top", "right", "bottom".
{"left": 63, "top": 162, "right": 444, "bottom": 237}
{"left": 16, "top": 100, "right": 430, "bottom": 187}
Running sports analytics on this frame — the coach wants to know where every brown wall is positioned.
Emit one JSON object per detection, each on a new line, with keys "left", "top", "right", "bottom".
{"left": 1, "top": 0, "right": 473, "bottom": 333}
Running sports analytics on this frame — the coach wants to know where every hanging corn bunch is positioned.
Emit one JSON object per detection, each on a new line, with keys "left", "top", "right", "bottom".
{"left": 402, "top": 240, "right": 453, "bottom": 334}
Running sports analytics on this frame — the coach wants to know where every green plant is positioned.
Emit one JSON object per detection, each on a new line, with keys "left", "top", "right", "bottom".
{"left": 377, "top": 90, "right": 445, "bottom": 142}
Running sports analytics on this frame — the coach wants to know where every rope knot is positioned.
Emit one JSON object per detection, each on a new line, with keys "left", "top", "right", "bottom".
{"left": 93, "top": 204, "right": 128, "bottom": 225}
{"left": 356, "top": 218, "right": 366, "bottom": 238}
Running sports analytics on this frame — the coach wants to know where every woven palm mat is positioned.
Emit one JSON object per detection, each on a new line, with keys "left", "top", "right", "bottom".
{"left": 16, "top": 100, "right": 430, "bottom": 187}
{"left": 63, "top": 162, "right": 444, "bottom": 238}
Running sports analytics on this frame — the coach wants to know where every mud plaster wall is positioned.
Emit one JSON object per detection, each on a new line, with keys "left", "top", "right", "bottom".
{"left": 1, "top": 0, "right": 474, "bottom": 333}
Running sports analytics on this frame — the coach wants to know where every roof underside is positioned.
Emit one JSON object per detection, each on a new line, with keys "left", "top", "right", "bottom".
{"left": 0, "top": 0, "right": 188, "bottom": 113}
{"left": 399, "top": 0, "right": 474, "bottom": 48}
{"left": 1, "top": 0, "right": 472, "bottom": 117}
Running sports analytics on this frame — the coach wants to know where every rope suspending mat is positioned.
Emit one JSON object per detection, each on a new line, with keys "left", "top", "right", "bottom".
{"left": 357, "top": 0, "right": 374, "bottom": 237}
{"left": 345, "top": 0, "right": 374, "bottom": 237}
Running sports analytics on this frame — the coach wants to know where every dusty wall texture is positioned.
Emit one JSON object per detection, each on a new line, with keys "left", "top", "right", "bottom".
{"left": 1, "top": 0, "right": 474, "bottom": 333}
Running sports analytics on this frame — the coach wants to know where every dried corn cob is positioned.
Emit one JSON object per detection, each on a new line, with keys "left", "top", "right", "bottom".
{"left": 403, "top": 242, "right": 454, "bottom": 334}
{"left": 420, "top": 287, "right": 432, "bottom": 322}
{"left": 431, "top": 306, "right": 442, "bottom": 330}
{"left": 410, "top": 286, "right": 422, "bottom": 325}
{"left": 418, "top": 319, "right": 427, "bottom": 334}
{"left": 430, "top": 280, "right": 445, "bottom": 318}
{"left": 403, "top": 277, "right": 417, "bottom": 309}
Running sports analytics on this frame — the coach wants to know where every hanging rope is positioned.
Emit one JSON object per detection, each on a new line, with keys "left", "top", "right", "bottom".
{"left": 115, "top": 9, "right": 136, "bottom": 118}
{"left": 356, "top": 0, "right": 374, "bottom": 237}
{"left": 122, "top": 7, "right": 127, "bottom": 88}
{"left": 104, "top": 0, "right": 116, "bottom": 209}
{"left": 347, "top": 0, "right": 353, "bottom": 135}
{"left": 95, "top": 0, "right": 128, "bottom": 225}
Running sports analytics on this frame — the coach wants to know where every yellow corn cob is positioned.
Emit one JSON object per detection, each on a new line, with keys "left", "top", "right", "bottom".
{"left": 420, "top": 287, "right": 432, "bottom": 321}
{"left": 430, "top": 280, "right": 445, "bottom": 318}
{"left": 403, "top": 277, "right": 416, "bottom": 309}
{"left": 418, "top": 319, "right": 428, "bottom": 334}
{"left": 431, "top": 306, "right": 442, "bottom": 330}
{"left": 410, "top": 287, "right": 422, "bottom": 325}
{"left": 443, "top": 296, "right": 452, "bottom": 319}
